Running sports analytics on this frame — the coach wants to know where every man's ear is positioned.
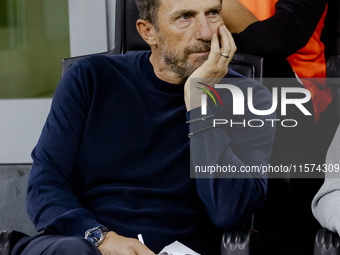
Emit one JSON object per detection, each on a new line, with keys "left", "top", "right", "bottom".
{"left": 136, "top": 19, "right": 158, "bottom": 46}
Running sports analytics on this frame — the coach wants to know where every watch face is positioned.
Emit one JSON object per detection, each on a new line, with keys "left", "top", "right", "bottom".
{"left": 85, "top": 227, "right": 104, "bottom": 246}
{"left": 89, "top": 229, "right": 102, "bottom": 242}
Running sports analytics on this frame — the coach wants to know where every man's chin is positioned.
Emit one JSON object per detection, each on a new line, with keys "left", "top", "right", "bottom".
{"left": 182, "top": 58, "right": 208, "bottom": 79}
{"left": 192, "top": 56, "right": 208, "bottom": 68}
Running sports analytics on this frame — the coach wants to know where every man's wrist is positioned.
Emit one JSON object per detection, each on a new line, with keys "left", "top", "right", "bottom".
{"left": 84, "top": 226, "right": 109, "bottom": 247}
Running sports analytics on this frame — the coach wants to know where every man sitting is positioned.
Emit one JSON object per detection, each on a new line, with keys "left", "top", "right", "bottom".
{"left": 13, "top": 0, "right": 275, "bottom": 254}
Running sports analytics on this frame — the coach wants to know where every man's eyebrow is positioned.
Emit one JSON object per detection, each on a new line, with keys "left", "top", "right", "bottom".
{"left": 169, "top": 4, "right": 222, "bottom": 21}
{"left": 169, "top": 9, "right": 197, "bottom": 20}
{"left": 207, "top": 4, "right": 222, "bottom": 13}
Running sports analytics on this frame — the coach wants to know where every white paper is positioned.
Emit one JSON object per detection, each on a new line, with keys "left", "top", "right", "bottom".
{"left": 158, "top": 241, "right": 200, "bottom": 255}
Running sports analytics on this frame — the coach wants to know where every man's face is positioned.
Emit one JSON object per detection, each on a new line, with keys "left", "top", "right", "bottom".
{"left": 155, "top": 0, "right": 224, "bottom": 80}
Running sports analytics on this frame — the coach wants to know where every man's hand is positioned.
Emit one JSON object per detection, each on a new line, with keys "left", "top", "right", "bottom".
{"left": 184, "top": 25, "right": 236, "bottom": 111}
{"left": 98, "top": 231, "right": 156, "bottom": 255}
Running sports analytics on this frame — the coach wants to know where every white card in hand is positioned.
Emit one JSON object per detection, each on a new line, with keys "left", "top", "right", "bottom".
{"left": 158, "top": 241, "right": 200, "bottom": 255}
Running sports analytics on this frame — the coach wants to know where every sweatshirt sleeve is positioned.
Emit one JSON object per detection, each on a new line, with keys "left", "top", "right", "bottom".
{"left": 312, "top": 124, "right": 340, "bottom": 235}
{"left": 232, "top": 0, "right": 327, "bottom": 59}
{"left": 187, "top": 78, "right": 275, "bottom": 229}
{"left": 27, "top": 62, "right": 104, "bottom": 236}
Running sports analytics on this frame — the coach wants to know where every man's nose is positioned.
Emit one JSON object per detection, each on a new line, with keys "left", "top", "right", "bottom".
{"left": 195, "top": 17, "right": 213, "bottom": 41}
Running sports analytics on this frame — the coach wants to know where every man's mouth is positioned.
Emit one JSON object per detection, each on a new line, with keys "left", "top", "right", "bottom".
{"left": 191, "top": 51, "right": 210, "bottom": 57}
{"left": 185, "top": 42, "right": 211, "bottom": 58}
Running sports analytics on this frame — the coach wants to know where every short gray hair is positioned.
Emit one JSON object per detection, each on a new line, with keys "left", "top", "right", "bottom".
{"left": 135, "top": 0, "right": 161, "bottom": 28}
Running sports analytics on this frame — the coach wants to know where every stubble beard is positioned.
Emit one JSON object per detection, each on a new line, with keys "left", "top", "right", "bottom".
{"left": 158, "top": 35, "right": 211, "bottom": 81}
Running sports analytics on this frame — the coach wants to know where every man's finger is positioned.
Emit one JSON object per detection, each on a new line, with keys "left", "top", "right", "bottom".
{"left": 219, "top": 25, "right": 231, "bottom": 60}
{"left": 224, "top": 25, "right": 237, "bottom": 60}
{"left": 134, "top": 240, "right": 156, "bottom": 255}
{"left": 208, "top": 33, "right": 221, "bottom": 61}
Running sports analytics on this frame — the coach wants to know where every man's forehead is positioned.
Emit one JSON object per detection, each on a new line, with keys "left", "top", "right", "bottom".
{"left": 158, "top": 0, "right": 221, "bottom": 14}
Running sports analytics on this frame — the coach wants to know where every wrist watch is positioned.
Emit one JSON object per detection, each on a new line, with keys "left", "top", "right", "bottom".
{"left": 84, "top": 226, "right": 109, "bottom": 247}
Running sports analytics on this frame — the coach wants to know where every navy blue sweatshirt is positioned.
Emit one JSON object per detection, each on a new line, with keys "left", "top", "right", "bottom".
{"left": 27, "top": 51, "right": 274, "bottom": 254}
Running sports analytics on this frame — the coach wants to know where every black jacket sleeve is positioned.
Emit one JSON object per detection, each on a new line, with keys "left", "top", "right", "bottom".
{"left": 232, "top": 0, "right": 327, "bottom": 58}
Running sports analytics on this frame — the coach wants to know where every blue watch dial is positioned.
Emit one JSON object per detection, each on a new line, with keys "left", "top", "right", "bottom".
{"left": 84, "top": 226, "right": 108, "bottom": 246}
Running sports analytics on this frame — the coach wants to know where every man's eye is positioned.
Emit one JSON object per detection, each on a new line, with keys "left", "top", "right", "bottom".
{"left": 208, "top": 10, "right": 221, "bottom": 21}
{"left": 180, "top": 13, "right": 191, "bottom": 20}
{"left": 209, "top": 10, "right": 219, "bottom": 16}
